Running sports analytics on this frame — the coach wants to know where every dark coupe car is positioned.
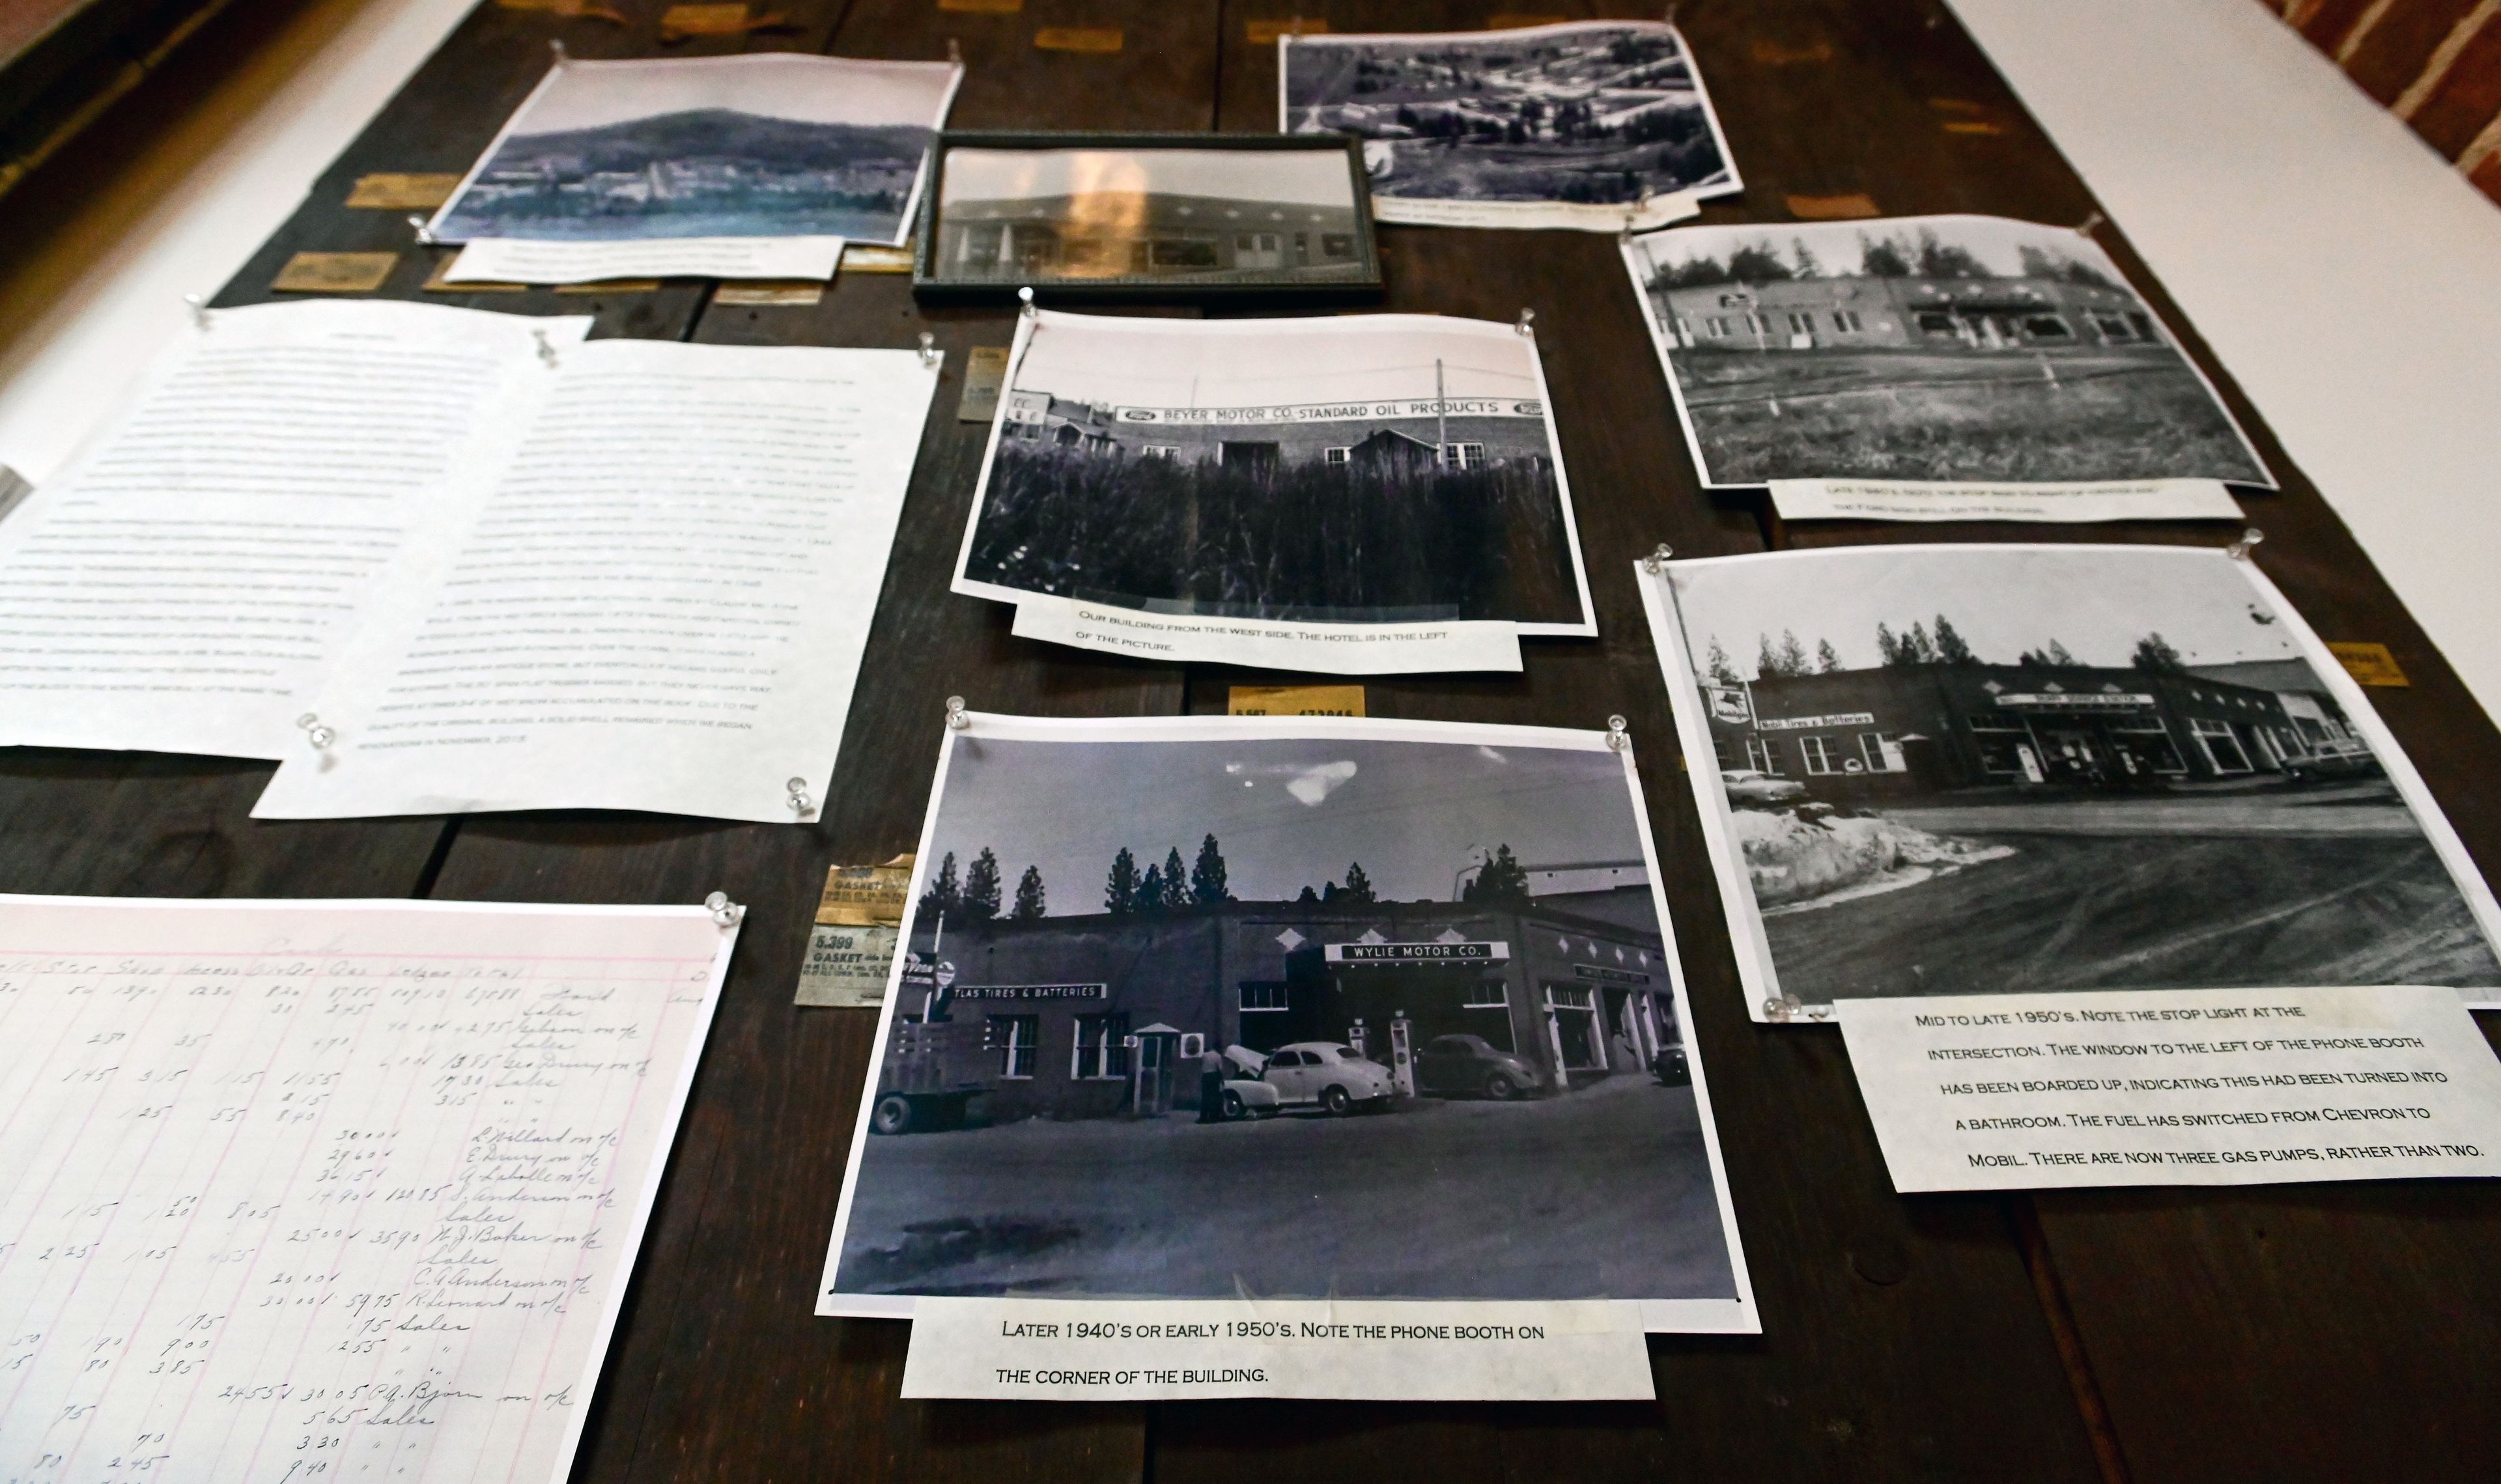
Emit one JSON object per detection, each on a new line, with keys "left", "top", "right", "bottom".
{"left": 1415, "top": 1033, "right": 1546, "bottom": 1100}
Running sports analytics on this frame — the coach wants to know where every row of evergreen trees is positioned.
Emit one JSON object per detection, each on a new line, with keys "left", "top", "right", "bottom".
{"left": 1704, "top": 620, "right": 2193, "bottom": 684}
{"left": 1650, "top": 229, "right": 2122, "bottom": 291}
{"left": 913, "top": 838, "right": 1541, "bottom": 923}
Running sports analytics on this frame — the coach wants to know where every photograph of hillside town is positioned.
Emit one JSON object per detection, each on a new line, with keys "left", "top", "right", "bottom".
{"left": 1625, "top": 213, "right": 2272, "bottom": 486}
{"left": 1282, "top": 21, "right": 1736, "bottom": 210}
{"left": 1664, "top": 545, "right": 2500, "bottom": 1006}
{"left": 432, "top": 55, "right": 957, "bottom": 243}
{"left": 824, "top": 723, "right": 1745, "bottom": 1311}
{"left": 959, "top": 313, "right": 1589, "bottom": 626}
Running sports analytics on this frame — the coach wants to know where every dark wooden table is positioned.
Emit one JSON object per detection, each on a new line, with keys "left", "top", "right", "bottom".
{"left": 14, "top": 1, "right": 2501, "bottom": 1479}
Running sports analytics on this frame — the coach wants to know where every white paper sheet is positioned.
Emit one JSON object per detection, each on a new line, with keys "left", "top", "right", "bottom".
{"left": 253, "top": 341, "right": 939, "bottom": 822}
{"left": 1768, "top": 477, "right": 2244, "bottom": 523}
{"left": 0, "top": 893, "right": 734, "bottom": 1484}
{"left": 1835, "top": 985, "right": 2501, "bottom": 1190}
{"left": 440, "top": 234, "right": 845, "bottom": 286}
{"left": 1011, "top": 599, "right": 1523, "bottom": 674}
{"left": 0, "top": 302, "right": 589, "bottom": 758}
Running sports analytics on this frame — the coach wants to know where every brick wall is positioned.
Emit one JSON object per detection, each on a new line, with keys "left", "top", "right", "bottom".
{"left": 2264, "top": 0, "right": 2501, "bottom": 204}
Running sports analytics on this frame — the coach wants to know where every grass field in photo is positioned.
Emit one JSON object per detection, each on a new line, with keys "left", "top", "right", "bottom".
{"left": 1673, "top": 344, "right": 2268, "bottom": 485}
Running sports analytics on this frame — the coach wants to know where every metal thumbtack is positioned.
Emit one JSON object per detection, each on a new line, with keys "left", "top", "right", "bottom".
{"left": 406, "top": 214, "right": 437, "bottom": 245}
{"left": 1805, "top": 1003, "right": 1834, "bottom": 1022}
{"left": 917, "top": 331, "right": 939, "bottom": 368}
{"left": 948, "top": 37, "right": 962, "bottom": 65}
{"left": 945, "top": 695, "right": 970, "bottom": 731}
{"left": 704, "top": 891, "right": 745, "bottom": 928}
{"left": 184, "top": 294, "right": 210, "bottom": 330}
{"left": 533, "top": 329, "right": 558, "bottom": 369}
{"left": 2076, "top": 210, "right": 2105, "bottom": 238}
{"left": 1642, "top": 542, "right": 1674, "bottom": 574}
{"left": 785, "top": 776, "right": 814, "bottom": 817}
{"left": 550, "top": 39, "right": 571, "bottom": 65}
{"left": 1017, "top": 285, "right": 1038, "bottom": 319}
{"left": 1605, "top": 715, "right": 1629, "bottom": 751}
{"left": 2226, "top": 527, "right": 2265, "bottom": 560}
{"left": 296, "top": 713, "right": 335, "bottom": 751}
{"left": 1515, "top": 307, "right": 1536, "bottom": 337}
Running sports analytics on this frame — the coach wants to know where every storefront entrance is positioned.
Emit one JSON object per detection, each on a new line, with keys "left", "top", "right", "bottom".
{"left": 1544, "top": 983, "right": 1604, "bottom": 1076}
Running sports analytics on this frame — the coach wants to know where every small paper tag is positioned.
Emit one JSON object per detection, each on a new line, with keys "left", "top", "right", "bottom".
{"left": 1485, "top": 13, "right": 1568, "bottom": 29}
{"left": 956, "top": 346, "right": 1010, "bottom": 421}
{"left": 901, "top": 1298, "right": 1653, "bottom": 1400}
{"left": 1012, "top": 600, "right": 1522, "bottom": 675}
{"left": 346, "top": 173, "right": 462, "bottom": 209}
{"left": 1228, "top": 684, "right": 1365, "bottom": 717}
{"left": 819, "top": 856, "right": 914, "bottom": 927}
{"left": 1752, "top": 39, "right": 1833, "bottom": 64}
{"left": 1034, "top": 25, "right": 1122, "bottom": 51}
{"left": 2329, "top": 641, "right": 2410, "bottom": 687}
{"left": 271, "top": 251, "right": 399, "bottom": 293}
{"left": 842, "top": 244, "right": 914, "bottom": 272}
{"left": 1248, "top": 16, "right": 1327, "bottom": 42}
{"left": 1834, "top": 986, "right": 2501, "bottom": 1191}
{"left": 1786, "top": 191, "right": 1880, "bottom": 220}
{"left": 713, "top": 281, "right": 825, "bottom": 305}
{"left": 795, "top": 924, "right": 902, "bottom": 1007}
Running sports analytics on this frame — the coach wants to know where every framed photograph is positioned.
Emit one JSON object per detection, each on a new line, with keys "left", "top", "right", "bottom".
{"left": 912, "top": 132, "right": 1384, "bottom": 300}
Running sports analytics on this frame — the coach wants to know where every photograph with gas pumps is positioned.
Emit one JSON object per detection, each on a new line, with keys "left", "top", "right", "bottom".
{"left": 817, "top": 712, "right": 1753, "bottom": 1325}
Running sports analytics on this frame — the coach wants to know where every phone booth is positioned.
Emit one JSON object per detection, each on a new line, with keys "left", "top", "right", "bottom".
{"left": 1129, "top": 1023, "right": 1181, "bottom": 1115}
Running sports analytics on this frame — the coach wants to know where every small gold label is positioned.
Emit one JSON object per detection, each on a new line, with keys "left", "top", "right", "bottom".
{"left": 1247, "top": 16, "right": 1327, "bottom": 43}
{"left": 939, "top": 0, "right": 1021, "bottom": 11}
{"left": 1035, "top": 25, "right": 1122, "bottom": 52}
{"left": 346, "top": 173, "right": 461, "bottom": 209}
{"left": 841, "top": 244, "right": 914, "bottom": 273}
{"left": 493, "top": 0, "right": 628, "bottom": 21}
{"left": 1942, "top": 120, "right": 2007, "bottom": 136}
{"left": 714, "top": 281, "right": 825, "bottom": 305}
{"left": 272, "top": 251, "right": 399, "bottom": 294}
{"left": 819, "top": 856, "right": 917, "bottom": 927}
{"left": 957, "top": 345, "right": 1010, "bottom": 421}
{"left": 1787, "top": 191, "right": 1880, "bottom": 220}
{"left": 659, "top": 1, "right": 780, "bottom": 36}
{"left": 1485, "top": 14, "right": 1566, "bottom": 29}
{"left": 1230, "top": 684, "right": 1366, "bottom": 718}
{"left": 1751, "top": 39, "right": 1833, "bottom": 64}
{"left": 2328, "top": 642, "right": 2410, "bottom": 688}
{"left": 552, "top": 279, "right": 660, "bottom": 294}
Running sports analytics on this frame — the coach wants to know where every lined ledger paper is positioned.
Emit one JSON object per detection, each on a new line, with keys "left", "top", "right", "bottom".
{"left": 0, "top": 895, "right": 735, "bottom": 1483}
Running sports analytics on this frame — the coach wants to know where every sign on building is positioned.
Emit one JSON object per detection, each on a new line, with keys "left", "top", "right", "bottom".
{"left": 1325, "top": 941, "right": 1510, "bottom": 964}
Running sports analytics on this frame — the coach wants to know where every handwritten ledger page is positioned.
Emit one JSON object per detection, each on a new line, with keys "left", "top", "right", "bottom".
{"left": 0, "top": 895, "right": 734, "bottom": 1483}
{"left": 0, "top": 303, "right": 592, "bottom": 760}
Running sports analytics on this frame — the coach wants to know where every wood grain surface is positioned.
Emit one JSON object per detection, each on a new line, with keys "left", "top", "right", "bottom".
{"left": 4, "top": 1, "right": 2494, "bottom": 1480}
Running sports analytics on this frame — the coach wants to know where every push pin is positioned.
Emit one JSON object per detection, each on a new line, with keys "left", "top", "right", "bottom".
{"left": 550, "top": 39, "right": 571, "bottom": 65}
{"left": 1605, "top": 714, "right": 1629, "bottom": 751}
{"left": 1764, "top": 994, "right": 1803, "bottom": 1022}
{"left": 184, "top": 294, "right": 210, "bottom": 331}
{"left": 704, "top": 890, "right": 745, "bottom": 928}
{"left": 296, "top": 712, "right": 335, "bottom": 751}
{"left": 1642, "top": 542, "right": 1674, "bottom": 574}
{"left": 785, "top": 776, "right": 814, "bottom": 817}
{"left": 1805, "top": 1002, "right": 1834, "bottom": 1022}
{"left": 2225, "top": 527, "right": 2265, "bottom": 560}
{"left": 533, "top": 329, "right": 558, "bottom": 368}
{"left": 1017, "top": 285, "right": 1038, "bottom": 319}
{"left": 917, "top": 331, "right": 939, "bottom": 368}
{"left": 945, "top": 695, "right": 970, "bottom": 731}
{"left": 947, "top": 37, "right": 962, "bottom": 65}
{"left": 407, "top": 214, "right": 436, "bottom": 245}
{"left": 2076, "top": 209, "right": 2105, "bottom": 238}
{"left": 1515, "top": 307, "right": 1536, "bottom": 337}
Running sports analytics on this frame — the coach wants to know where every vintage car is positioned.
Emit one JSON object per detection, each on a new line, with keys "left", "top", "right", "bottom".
{"left": 1721, "top": 768, "right": 1807, "bottom": 807}
{"left": 1652, "top": 1044, "right": 1691, "bottom": 1087}
{"left": 2282, "top": 739, "right": 2384, "bottom": 785}
{"left": 1211, "top": 1044, "right": 1284, "bottom": 1121}
{"left": 1413, "top": 1033, "right": 1546, "bottom": 1100}
{"left": 1250, "top": 1041, "right": 1397, "bottom": 1115}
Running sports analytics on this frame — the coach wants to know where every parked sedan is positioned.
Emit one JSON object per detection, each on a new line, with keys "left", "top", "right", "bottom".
{"left": 1260, "top": 1042, "right": 1397, "bottom": 1115}
{"left": 1415, "top": 1033, "right": 1545, "bottom": 1100}
{"left": 2282, "top": 739, "right": 2384, "bottom": 784}
{"left": 1652, "top": 1044, "right": 1691, "bottom": 1087}
{"left": 1721, "top": 768, "right": 1806, "bottom": 807}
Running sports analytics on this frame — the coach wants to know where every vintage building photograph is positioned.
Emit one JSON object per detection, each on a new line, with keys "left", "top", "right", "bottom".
{"left": 1660, "top": 545, "right": 2501, "bottom": 1006}
{"left": 955, "top": 311, "right": 1592, "bottom": 628}
{"left": 432, "top": 54, "right": 958, "bottom": 244}
{"left": 1624, "top": 214, "right": 2273, "bottom": 487}
{"left": 823, "top": 718, "right": 1745, "bottom": 1312}
{"left": 931, "top": 143, "right": 1372, "bottom": 286}
{"left": 1281, "top": 21, "right": 1738, "bottom": 212}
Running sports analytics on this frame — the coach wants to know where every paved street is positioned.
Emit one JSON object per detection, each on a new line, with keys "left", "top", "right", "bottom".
{"left": 836, "top": 1072, "right": 1737, "bottom": 1303}
{"left": 1884, "top": 779, "right": 2424, "bottom": 837}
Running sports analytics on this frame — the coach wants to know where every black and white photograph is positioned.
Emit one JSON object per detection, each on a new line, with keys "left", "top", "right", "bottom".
{"left": 954, "top": 310, "right": 1594, "bottom": 635}
{"left": 1643, "top": 544, "right": 2501, "bottom": 1018}
{"left": 918, "top": 135, "right": 1379, "bottom": 295}
{"left": 1622, "top": 214, "right": 2274, "bottom": 490}
{"left": 817, "top": 713, "right": 1753, "bottom": 1327}
{"left": 428, "top": 53, "right": 961, "bottom": 245}
{"left": 1279, "top": 21, "right": 1740, "bottom": 229}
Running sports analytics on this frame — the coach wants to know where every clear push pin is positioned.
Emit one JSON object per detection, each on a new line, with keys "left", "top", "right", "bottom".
{"left": 550, "top": 39, "right": 571, "bottom": 66}
{"left": 2226, "top": 527, "right": 2265, "bottom": 560}
{"left": 945, "top": 695, "right": 970, "bottom": 731}
{"left": 917, "top": 331, "right": 939, "bottom": 368}
{"left": 785, "top": 776, "right": 814, "bottom": 817}
{"left": 532, "top": 329, "right": 558, "bottom": 368}
{"left": 406, "top": 214, "right": 436, "bottom": 245}
{"left": 2076, "top": 209, "right": 2105, "bottom": 238}
{"left": 296, "top": 712, "right": 335, "bottom": 751}
{"left": 947, "top": 37, "right": 962, "bottom": 65}
{"left": 1642, "top": 542, "right": 1674, "bottom": 574}
{"left": 184, "top": 294, "right": 210, "bottom": 330}
{"left": 1514, "top": 307, "right": 1536, "bottom": 337}
{"left": 1605, "top": 714, "right": 1629, "bottom": 751}
{"left": 1017, "top": 286, "right": 1038, "bottom": 319}
{"left": 1764, "top": 994, "right": 1803, "bottom": 1022}
{"left": 703, "top": 890, "right": 745, "bottom": 928}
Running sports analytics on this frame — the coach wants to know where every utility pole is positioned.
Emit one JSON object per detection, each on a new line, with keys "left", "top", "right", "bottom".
{"left": 1435, "top": 357, "right": 1448, "bottom": 468}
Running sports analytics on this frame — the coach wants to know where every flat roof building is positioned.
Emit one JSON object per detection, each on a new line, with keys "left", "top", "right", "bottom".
{"left": 1647, "top": 272, "right": 2164, "bottom": 354}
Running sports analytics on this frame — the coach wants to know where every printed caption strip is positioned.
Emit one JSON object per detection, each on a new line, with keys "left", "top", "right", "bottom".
{"left": 795, "top": 856, "right": 915, "bottom": 1007}
{"left": 1836, "top": 986, "right": 2501, "bottom": 1190}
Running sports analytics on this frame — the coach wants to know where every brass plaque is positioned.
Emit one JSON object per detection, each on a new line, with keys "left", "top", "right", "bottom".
{"left": 1751, "top": 39, "right": 1833, "bottom": 64}
{"left": 957, "top": 345, "right": 1010, "bottom": 421}
{"left": 345, "top": 173, "right": 461, "bottom": 209}
{"left": 658, "top": 1, "right": 786, "bottom": 36}
{"left": 1247, "top": 16, "right": 1327, "bottom": 43}
{"left": 841, "top": 244, "right": 914, "bottom": 273}
{"left": 939, "top": 0, "right": 1021, "bottom": 10}
{"left": 1034, "top": 26, "right": 1122, "bottom": 52}
{"left": 1787, "top": 191, "right": 1880, "bottom": 220}
{"left": 2328, "top": 642, "right": 2410, "bottom": 688}
{"left": 819, "top": 856, "right": 916, "bottom": 927}
{"left": 1942, "top": 120, "right": 2007, "bottom": 136}
{"left": 714, "top": 281, "right": 825, "bottom": 306}
{"left": 271, "top": 251, "right": 398, "bottom": 294}
{"left": 1229, "top": 684, "right": 1366, "bottom": 718}
{"left": 492, "top": 0, "right": 628, "bottom": 21}
{"left": 1485, "top": 14, "right": 1566, "bottom": 29}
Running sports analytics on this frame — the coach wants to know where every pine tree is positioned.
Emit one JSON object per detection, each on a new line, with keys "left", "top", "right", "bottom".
{"left": 1340, "top": 862, "right": 1377, "bottom": 904}
{"left": 1860, "top": 232, "right": 1914, "bottom": 277}
{"left": 1190, "top": 833, "right": 1230, "bottom": 904}
{"left": 1776, "top": 629, "right": 1809, "bottom": 677}
{"left": 918, "top": 852, "right": 961, "bottom": 919}
{"left": 2130, "top": 632, "right": 2186, "bottom": 673}
{"left": 1011, "top": 865, "right": 1046, "bottom": 921}
{"left": 1816, "top": 639, "right": 1844, "bottom": 673}
{"left": 1876, "top": 622, "right": 1904, "bottom": 666}
{"left": 1907, "top": 621, "right": 1939, "bottom": 665}
{"left": 1295, "top": 884, "right": 1320, "bottom": 904}
{"left": 1159, "top": 848, "right": 1189, "bottom": 912}
{"left": 959, "top": 847, "right": 1001, "bottom": 922}
{"left": 1932, "top": 614, "right": 1977, "bottom": 666}
{"left": 1104, "top": 847, "right": 1138, "bottom": 916}
{"left": 2046, "top": 639, "right": 2078, "bottom": 666}
{"left": 1757, "top": 632, "right": 1781, "bottom": 680}
{"left": 1135, "top": 864, "right": 1166, "bottom": 915}
{"left": 1463, "top": 844, "right": 1532, "bottom": 904}
{"left": 1706, "top": 636, "right": 1743, "bottom": 687}
{"left": 1791, "top": 235, "right": 1824, "bottom": 277}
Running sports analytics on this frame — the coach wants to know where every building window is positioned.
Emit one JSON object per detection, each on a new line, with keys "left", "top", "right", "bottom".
{"left": 1745, "top": 738, "right": 1785, "bottom": 775}
{"left": 1150, "top": 239, "right": 1219, "bottom": 268}
{"left": 2127, "top": 311, "right": 2156, "bottom": 340}
{"left": 2190, "top": 719, "right": 2254, "bottom": 774}
{"left": 1239, "top": 981, "right": 1288, "bottom": 1013}
{"left": 2093, "top": 314, "right": 2134, "bottom": 341}
{"left": 2110, "top": 717, "right": 2187, "bottom": 772}
{"left": 1442, "top": 442, "right": 1486, "bottom": 469}
{"left": 1799, "top": 736, "right": 1839, "bottom": 775}
{"left": 1322, "top": 447, "right": 1351, "bottom": 466}
{"left": 2024, "top": 315, "right": 2073, "bottom": 338}
{"left": 1745, "top": 313, "right": 1773, "bottom": 335}
{"left": 1463, "top": 979, "right": 1508, "bottom": 1009}
{"left": 988, "top": 1015, "right": 1038, "bottom": 1079}
{"left": 1831, "top": 310, "right": 1863, "bottom": 332}
{"left": 1320, "top": 232, "right": 1353, "bottom": 258}
{"left": 1140, "top": 444, "right": 1179, "bottom": 459}
{"left": 1786, "top": 311, "right": 1815, "bottom": 334}
{"left": 1916, "top": 311, "right": 1957, "bottom": 333}
{"left": 1857, "top": 732, "right": 1903, "bottom": 772}
{"left": 1970, "top": 718, "right": 2035, "bottom": 776}
{"left": 1073, "top": 1013, "right": 1130, "bottom": 1079}
{"left": 1546, "top": 985, "right": 1594, "bottom": 1011}
{"left": 1712, "top": 735, "right": 1736, "bottom": 768}
{"left": 1704, "top": 316, "right": 1730, "bottom": 337}
{"left": 1673, "top": 315, "right": 1693, "bottom": 339}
